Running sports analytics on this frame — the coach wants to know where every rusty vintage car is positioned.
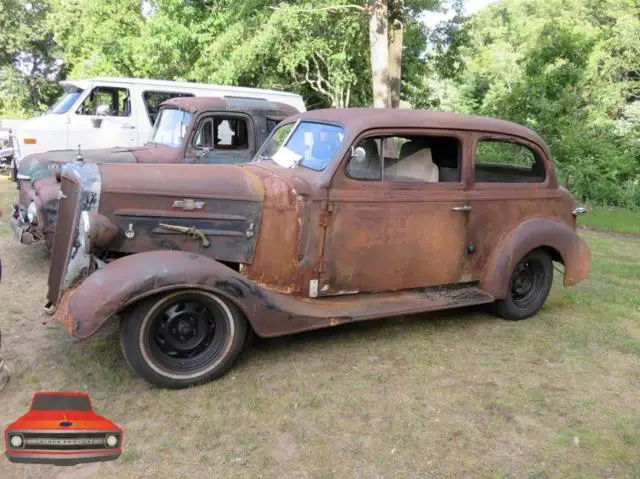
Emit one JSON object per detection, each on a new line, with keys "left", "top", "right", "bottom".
{"left": 10, "top": 96, "right": 299, "bottom": 249}
{"left": 46, "top": 108, "right": 591, "bottom": 388}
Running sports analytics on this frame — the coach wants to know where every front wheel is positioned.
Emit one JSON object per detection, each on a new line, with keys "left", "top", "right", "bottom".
{"left": 492, "top": 249, "right": 553, "bottom": 321}
{"left": 120, "top": 290, "right": 247, "bottom": 389}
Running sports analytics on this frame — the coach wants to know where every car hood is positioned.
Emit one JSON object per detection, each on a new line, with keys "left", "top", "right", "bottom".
{"left": 8, "top": 411, "right": 119, "bottom": 431}
{"left": 17, "top": 144, "right": 177, "bottom": 182}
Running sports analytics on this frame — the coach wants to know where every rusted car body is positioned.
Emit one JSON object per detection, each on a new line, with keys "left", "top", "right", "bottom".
{"left": 9, "top": 96, "right": 298, "bottom": 249}
{"left": 46, "top": 108, "right": 591, "bottom": 388}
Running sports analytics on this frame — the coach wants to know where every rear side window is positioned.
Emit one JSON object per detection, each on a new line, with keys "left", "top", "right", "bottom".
{"left": 475, "top": 140, "right": 545, "bottom": 183}
{"left": 76, "top": 87, "right": 131, "bottom": 117}
{"left": 193, "top": 116, "right": 249, "bottom": 150}
{"left": 143, "top": 91, "right": 194, "bottom": 125}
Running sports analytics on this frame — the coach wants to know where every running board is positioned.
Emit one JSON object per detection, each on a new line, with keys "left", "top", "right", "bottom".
{"left": 264, "top": 283, "right": 496, "bottom": 333}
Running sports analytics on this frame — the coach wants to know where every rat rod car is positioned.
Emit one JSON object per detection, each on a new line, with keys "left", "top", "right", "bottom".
{"left": 10, "top": 96, "right": 299, "bottom": 249}
{"left": 47, "top": 108, "right": 591, "bottom": 389}
{"left": 5, "top": 391, "right": 123, "bottom": 465}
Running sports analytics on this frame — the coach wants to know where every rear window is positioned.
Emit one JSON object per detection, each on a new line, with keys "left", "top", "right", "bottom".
{"left": 31, "top": 395, "right": 91, "bottom": 411}
{"left": 475, "top": 139, "right": 545, "bottom": 183}
{"left": 143, "top": 91, "right": 195, "bottom": 126}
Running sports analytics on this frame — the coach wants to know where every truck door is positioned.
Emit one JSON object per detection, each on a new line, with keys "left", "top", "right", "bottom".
{"left": 66, "top": 84, "right": 137, "bottom": 150}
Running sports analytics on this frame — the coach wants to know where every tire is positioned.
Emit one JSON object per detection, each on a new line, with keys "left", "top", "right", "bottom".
{"left": 119, "top": 289, "right": 247, "bottom": 389}
{"left": 492, "top": 249, "right": 553, "bottom": 321}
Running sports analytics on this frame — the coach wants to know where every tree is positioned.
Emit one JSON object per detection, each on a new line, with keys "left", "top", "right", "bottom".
{"left": 0, "top": 0, "right": 62, "bottom": 116}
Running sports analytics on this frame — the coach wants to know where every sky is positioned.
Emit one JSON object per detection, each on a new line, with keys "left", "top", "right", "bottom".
{"left": 420, "top": 0, "right": 500, "bottom": 29}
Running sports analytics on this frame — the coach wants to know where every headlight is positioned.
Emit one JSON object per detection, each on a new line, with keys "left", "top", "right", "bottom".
{"left": 9, "top": 434, "right": 23, "bottom": 448}
{"left": 79, "top": 210, "right": 91, "bottom": 252}
{"left": 105, "top": 434, "right": 118, "bottom": 448}
{"left": 27, "top": 201, "right": 38, "bottom": 225}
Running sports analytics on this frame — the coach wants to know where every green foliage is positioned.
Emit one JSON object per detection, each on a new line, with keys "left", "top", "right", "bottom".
{"left": 0, "top": 0, "right": 63, "bottom": 116}
{"left": 441, "top": 0, "right": 640, "bottom": 208}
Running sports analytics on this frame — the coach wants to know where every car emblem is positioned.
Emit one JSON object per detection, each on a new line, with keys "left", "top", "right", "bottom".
{"left": 172, "top": 199, "right": 205, "bottom": 211}
{"left": 59, "top": 421, "right": 73, "bottom": 427}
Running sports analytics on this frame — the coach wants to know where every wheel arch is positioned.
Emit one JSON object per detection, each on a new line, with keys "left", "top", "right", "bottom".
{"left": 54, "top": 251, "right": 271, "bottom": 340}
{"left": 479, "top": 217, "right": 591, "bottom": 300}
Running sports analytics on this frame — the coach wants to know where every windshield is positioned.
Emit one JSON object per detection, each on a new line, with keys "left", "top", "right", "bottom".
{"left": 31, "top": 395, "right": 91, "bottom": 411}
{"left": 257, "top": 121, "right": 345, "bottom": 171}
{"left": 150, "top": 108, "right": 193, "bottom": 147}
{"left": 49, "top": 90, "right": 83, "bottom": 114}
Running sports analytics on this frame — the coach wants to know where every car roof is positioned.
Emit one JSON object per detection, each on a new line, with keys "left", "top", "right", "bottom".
{"left": 284, "top": 108, "right": 547, "bottom": 146}
{"left": 160, "top": 96, "right": 300, "bottom": 116}
{"left": 60, "top": 77, "right": 303, "bottom": 99}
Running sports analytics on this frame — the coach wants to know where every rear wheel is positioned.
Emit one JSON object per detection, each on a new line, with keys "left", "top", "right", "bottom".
{"left": 492, "top": 249, "right": 553, "bottom": 321}
{"left": 120, "top": 290, "right": 247, "bottom": 389}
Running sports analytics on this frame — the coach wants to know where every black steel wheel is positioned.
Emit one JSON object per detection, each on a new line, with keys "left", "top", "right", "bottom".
{"left": 492, "top": 249, "right": 553, "bottom": 321}
{"left": 120, "top": 290, "right": 247, "bottom": 389}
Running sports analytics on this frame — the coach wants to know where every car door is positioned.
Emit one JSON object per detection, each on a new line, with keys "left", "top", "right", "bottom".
{"left": 184, "top": 112, "right": 255, "bottom": 164}
{"left": 467, "top": 133, "right": 555, "bottom": 279}
{"left": 319, "top": 129, "right": 473, "bottom": 296}
{"left": 66, "top": 84, "right": 137, "bottom": 150}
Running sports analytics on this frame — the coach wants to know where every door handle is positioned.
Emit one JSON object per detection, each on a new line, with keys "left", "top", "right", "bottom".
{"left": 121, "top": 123, "right": 135, "bottom": 130}
{"left": 452, "top": 205, "right": 472, "bottom": 212}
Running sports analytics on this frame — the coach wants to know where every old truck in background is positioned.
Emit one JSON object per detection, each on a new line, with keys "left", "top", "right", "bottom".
{"left": 10, "top": 96, "right": 299, "bottom": 249}
{"left": 10, "top": 77, "right": 306, "bottom": 178}
{"left": 45, "top": 108, "right": 591, "bottom": 389}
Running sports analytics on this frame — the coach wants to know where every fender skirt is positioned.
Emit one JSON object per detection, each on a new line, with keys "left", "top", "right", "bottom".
{"left": 480, "top": 218, "right": 591, "bottom": 300}
{"left": 55, "top": 250, "right": 343, "bottom": 339}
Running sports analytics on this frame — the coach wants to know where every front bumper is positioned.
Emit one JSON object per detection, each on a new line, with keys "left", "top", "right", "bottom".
{"left": 8, "top": 204, "right": 41, "bottom": 245}
{"left": 6, "top": 449, "right": 122, "bottom": 465}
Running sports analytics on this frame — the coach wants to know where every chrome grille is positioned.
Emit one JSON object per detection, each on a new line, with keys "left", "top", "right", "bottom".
{"left": 16, "top": 431, "right": 121, "bottom": 451}
{"left": 47, "top": 176, "right": 80, "bottom": 305}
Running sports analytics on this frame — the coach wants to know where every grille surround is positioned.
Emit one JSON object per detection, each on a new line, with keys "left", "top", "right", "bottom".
{"left": 47, "top": 175, "right": 81, "bottom": 305}
{"left": 9, "top": 431, "right": 121, "bottom": 451}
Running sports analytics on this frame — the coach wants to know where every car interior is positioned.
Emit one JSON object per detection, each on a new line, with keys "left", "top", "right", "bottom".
{"left": 347, "top": 135, "right": 461, "bottom": 183}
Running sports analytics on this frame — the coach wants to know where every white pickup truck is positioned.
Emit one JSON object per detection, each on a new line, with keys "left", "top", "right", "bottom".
{"left": 11, "top": 77, "right": 306, "bottom": 177}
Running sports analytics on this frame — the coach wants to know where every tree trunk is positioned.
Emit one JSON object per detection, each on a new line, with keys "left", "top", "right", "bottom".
{"left": 388, "top": 3, "right": 403, "bottom": 108}
{"left": 369, "top": 0, "right": 390, "bottom": 108}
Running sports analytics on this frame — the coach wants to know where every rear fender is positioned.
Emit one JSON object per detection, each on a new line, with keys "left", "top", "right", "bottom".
{"left": 480, "top": 217, "right": 591, "bottom": 300}
{"left": 55, "top": 250, "right": 280, "bottom": 339}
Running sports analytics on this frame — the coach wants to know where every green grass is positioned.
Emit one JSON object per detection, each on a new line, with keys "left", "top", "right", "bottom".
{"left": 1, "top": 176, "right": 640, "bottom": 478}
{"left": 579, "top": 206, "right": 640, "bottom": 235}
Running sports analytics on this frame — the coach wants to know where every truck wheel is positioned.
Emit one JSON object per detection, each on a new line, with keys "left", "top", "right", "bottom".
{"left": 120, "top": 290, "right": 247, "bottom": 389}
{"left": 492, "top": 249, "right": 553, "bottom": 321}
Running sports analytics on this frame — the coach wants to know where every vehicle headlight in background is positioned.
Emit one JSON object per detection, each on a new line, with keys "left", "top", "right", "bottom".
{"left": 27, "top": 201, "right": 38, "bottom": 225}
{"left": 9, "top": 434, "right": 23, "bottom": 448}
{"left": 105, "top": 434, "right": 118, "bottom": 448}
{"left": 23, "top": 138, "right": 36, "bottom": 145}
{"left": 78, "top": 211, "right": 119, "bottom": 254}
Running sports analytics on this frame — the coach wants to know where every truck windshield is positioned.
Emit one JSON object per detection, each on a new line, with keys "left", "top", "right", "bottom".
{"left": 31, "top": 395, "right": 91, "bottom": 411}
{"left": 256, "top": 121, "right": 345, "bottom": 171}
{"left": 150, "top": 108, "right": 193, "bottom": 147}
{"left": 49, "top": 91, "right": 83, "bottom": 114}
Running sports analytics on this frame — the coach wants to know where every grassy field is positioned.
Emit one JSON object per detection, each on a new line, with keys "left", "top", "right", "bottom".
{"left": 0, "top": 175, "right": 639, "bottom": 478}
{"left": 578, "top": 206, "right": 640, "bottom": 235}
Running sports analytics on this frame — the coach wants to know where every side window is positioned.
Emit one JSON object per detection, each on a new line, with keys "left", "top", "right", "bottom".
{"left": 193, "top": 116, "right": 249, "bottom": 150}
{"left": 213, "top": 117, "right": 248, "bottom": 150}
{"left": 76, "top": 87, "right": 131, "bottom": 117}
{"left": 474, "top": 139, "right": 545, "bottom": 183}
{"left": 346, "top": 135, "right": 461, "bottom": 183}
{"left": 143, "top": 91, "right": 194, "bottom": 125}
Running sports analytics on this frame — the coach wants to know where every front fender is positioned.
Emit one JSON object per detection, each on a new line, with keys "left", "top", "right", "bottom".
{"left": 480, "top": 218, "right": 591, "bottom": 300}
{"left": 54, "top": 250, "right": 282, "bottom": 339}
